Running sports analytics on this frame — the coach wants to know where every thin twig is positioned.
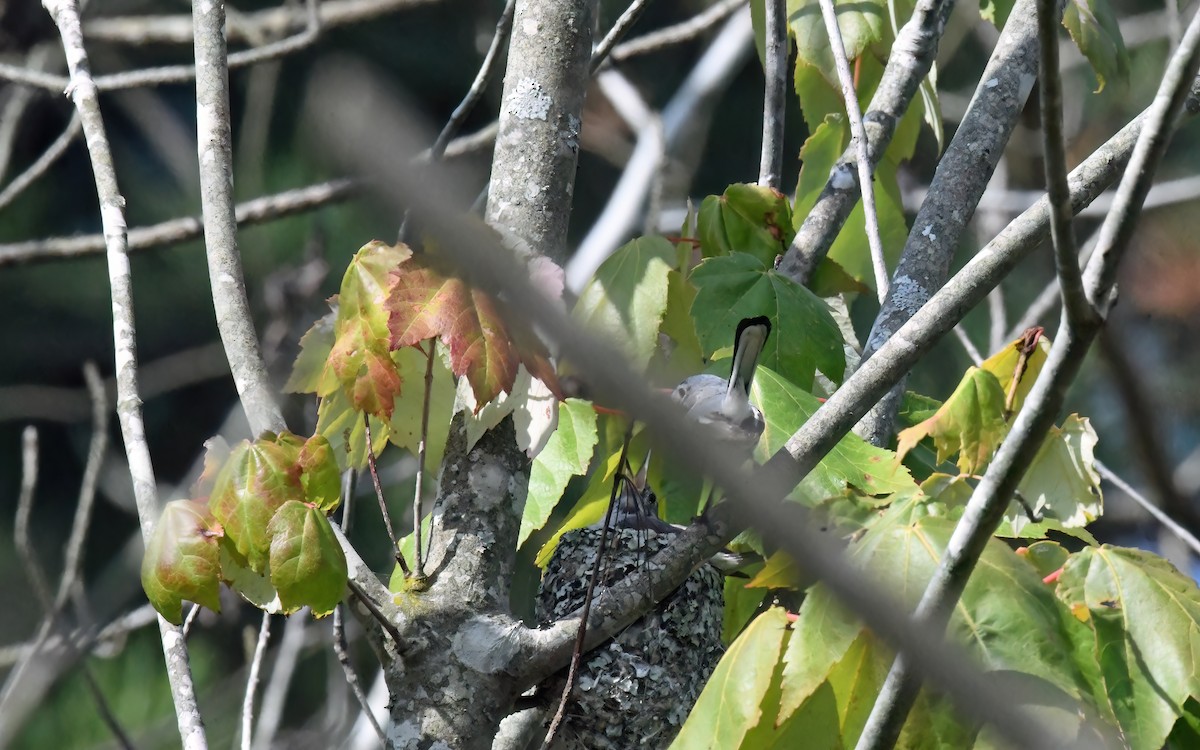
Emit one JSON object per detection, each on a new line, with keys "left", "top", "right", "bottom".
{"left": 430, "top": 0, "right": 516, "bottom": 160}
{"left": 182, "top": 603, "right": 202, "bottom": 638}
{"left": 591, "top": 0, "right": 656, "bottom": 72}
{"left": 1097, "top": 460, "right": 1200, "bottom": 557}
{"left": 333, "top": 605, "right": 387, "bottom": 743}
{"left": 818, "top": 0, "right": 889, "bottom": 298}
{"left": 413, "top": 343, "right": 437, "bottom": 577}
{"left": 0, "top": 46, "right": 53, "bottom": 182}
{"left": 54, "top": 362, "right": 108, "bottom": 611}
{"left": 241, "top": 613, "right": 272, "bottom": 750}
{"left": 1037, "top": 0, "right": 1091, "bottom": 328}
{"left": 758, "top": 0, "right": 787, "bottom": 189}
{"left": 15, "top": 427, "right": 51, "bottom": 607}
{"left": 84, "top": 0, "right": 436, "bottom": 45}
{"left": 542, "top": 429, "right": 635, "bottom": 749}
{"left": 251, "top": 615, "right": 306, "bottom": 750}
{"left": 0, "top": 112, "right": 82, "bottom": 212}
{"left": 951, "top": 325, "right": 983, "bottom": 365}
{"left": 0, "top": 178, "right": 358, "bottom": 267}
{"left": 610, "top": 0, "right": 746, "bottom": 61}
{"left": 363, "top": 414, "right": 408, "bottom": 574}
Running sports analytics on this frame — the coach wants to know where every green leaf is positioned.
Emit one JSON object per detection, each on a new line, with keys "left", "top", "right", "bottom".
{"left": 520, "top": 399, "right": 600, "bottom": 548}
{"left": 980, "top": 330, "right": 1051, "bottom": 418}
{"left": 723, "top": 569, "right": 770, "bottom": 645}
{"left": 780, "top": 585, "right": 862, "bottom": 720}
{"left": 657, "top": 269, "right": 706, "bottom": 382}
{"left": 1063, "top": 0, "right": 1129, "bottom": 92}
{"left": 1014, "top": 415, "right": 1102, "bottom": 533}
{"left": 387, "top": 344, "right": 456, "bottom": 474}
{"left": 208, "top": 438, "right": 304, "bottom": 572}
{"left": 1058, "top": 546, "right": 1200, "bottom": 749}
{"left": 284, "top": 309, "right": 337, "bottom": 395}
{"left": 267, "top": 501, "right": 348, "bottom": 617}
{"left": 691, "top": 254, "right": 846, "bottom": 389}
{"left": 754, "top": 367, "right": 915, "bottom": 498}
{"left": 297, "top": 434, "right": 341, "bottom": 512}
{"left": 788, "top": 0, "right": 886, "bottom": 86}
{"left": 672, "top": 607, "right": 791, "bottom": 748}
{"left": 898, "top": 391, "right": 943, "bottom": 427}
{"left": 572, "top": 236, "right": 674, "bottom": 374}
{"left": 895, "top": 367, "right": 1009, "bottom": 475}
{"left": 316, "top": 386, "right": 391, "bottom": 471}
{"left": 697, "top": 184, "right": 794, "bottom": 266}
{"left": 218, "top": 538, "right": 281, "bottom": 613}
{"left": 141, "top": 500, "right": 223, "bottom": 624}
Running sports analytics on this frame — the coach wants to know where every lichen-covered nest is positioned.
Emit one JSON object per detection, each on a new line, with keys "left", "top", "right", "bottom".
{"left": 537, "top": 527, "right": 724, "bottom": 749}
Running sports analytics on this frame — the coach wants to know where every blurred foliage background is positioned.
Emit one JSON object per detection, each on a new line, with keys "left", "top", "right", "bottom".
{"left": 1, "top": 0, "right": 1199, "bottom": 746}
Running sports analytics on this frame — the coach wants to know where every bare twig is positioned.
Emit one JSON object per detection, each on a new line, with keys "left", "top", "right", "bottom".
{"left": 332, "top": 605, "right": 387, "bottom": 744}
{"left": 15, "top": 427, "right": 52, "bottom": 607}
{"left": 854, "top": 8, "right": 1200, "bottom": 745}
{"left": 591, "top": 0, "right": 656, "bottom": 72}
{"left": 1097, "top": 460, "right": 1200, "bottom": 557}
{"left": 1037, "top": 0, "right": 1091, "bottom": 328}
{"left": 0, "top": 112, "right": 82, "bottom": 212}
{"left": 0, "top": 178, "right": 358, "bottom": 267}
{"left": 541, "top": 429, "right": 634, "bottom": 749}
{"left": 950, "top": 325, "right": 983, "bottom": 365}
{"left": 0, "top": 45, "right": 56, "bottom": 182}
{"left": 818, "top": 0, "right": 889, "bottom": 299}
{"left": 758, "top": 0, "right": 787, "bottom": 189}
{"left": 413, "top": 343, "right": 437, "bottom": 577}
{"left": 430, "top": 0, "right": 516, "bottom": 160}
{"left": 0, "top": 604, "right": 158, "bottom": 668}
{"left": 42, "top": 2, "right": 207, "bottom": 745}
{"left": 610, "top": 0, "right": 746, "bottom": 61}
{"left": 54, "top": 362, "right": 108, "bottom": 611}
{"left": 84, "top": 0, "right": 437, "bottom": 45}
{"left": 241, "top": 613, "right": 272, "bottom": 750}
{"left": 252, "top": 615, "right": 306, "bottom": 750}
{"left": 363, "top": 414, "right": 406, "bottom": 573}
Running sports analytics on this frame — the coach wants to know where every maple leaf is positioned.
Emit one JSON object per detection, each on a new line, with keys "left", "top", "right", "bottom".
{"left": 386, "top": 254, "right": 556, "bottom": 410}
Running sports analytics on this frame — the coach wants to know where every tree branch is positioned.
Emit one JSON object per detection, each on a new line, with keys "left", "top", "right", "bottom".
{"left": 855, "top": 0, "right": 1045, "bottom": 446}
{"left": 40, "top": 1, "right": 209, "bottom": 746}
{"left": 758, "top": 0, "right": 787, "bottom": 189}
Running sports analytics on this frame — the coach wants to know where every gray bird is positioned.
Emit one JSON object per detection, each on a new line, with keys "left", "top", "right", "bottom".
{"left": 672, "top": 316, "right": 771, "bottom": 456}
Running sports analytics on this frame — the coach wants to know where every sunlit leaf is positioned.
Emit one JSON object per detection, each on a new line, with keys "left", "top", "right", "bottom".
{"left": 284, "top": 307, "right": 337, "bottom": 396}
{"left": 297, "top": 434, "right": 341, "bottom": 512}
{"left": 218, "top": 538, "right": 282, "bottom": 613}
{"left": 895, "top": 367, "right": 1009, "bottom": 475}
{"left": 572, "top": 236, "right": 674, "bottom": 374}
{"left": 745, "top": 551, "right": 804, "bottom": 590}
{"left": 208, "top": 438, "right": 304, "bottom": 573}
{"left": 980, "top": 328, "right": 1050, "bottom": 418}
{"left": 697, "top": 184, "right": 794, "bottom": 266}
{"left": 1013, "top": 415, "right": 1103, "bottom": 533}
{"left": 141, "top": 500, "right": 223, "bottom": 624}
{"left": 520, "top": 399, "right": 600, "bottom": 548}
{"left": 754, "top": 367, "right": 915, "bottom": 498}
{"left": 388, "top": 344, "right": 456, "bottom": 472}
{"left": 691, "top": 254, "right": 845, "bottom": 389}
{"left": 1058, "top": 546, "right": 1200, "bottom": 749}
{"left": 672, "top": 607, "right": 791, "bottom": 748}
{"left": 267, "top": 500, "right": 348, "bottom": 617}
{"left": 315, "top": 386, "right": 390, "bottom": 470}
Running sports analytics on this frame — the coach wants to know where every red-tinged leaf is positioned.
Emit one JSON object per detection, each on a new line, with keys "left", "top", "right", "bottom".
{"left": 192, "top": 436, "right": 231, "bottom": 500}
{"left": 387, "top": 256, "right": 529, "bottom": 409}
{"left": 141, "top": 499, "right": 223, "bottom": 624}
{"left": 209, "top": 438, "right": 305, "bottom": 573}
{"left": 268, "top": 500, "right": 348, "bottom": 617}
